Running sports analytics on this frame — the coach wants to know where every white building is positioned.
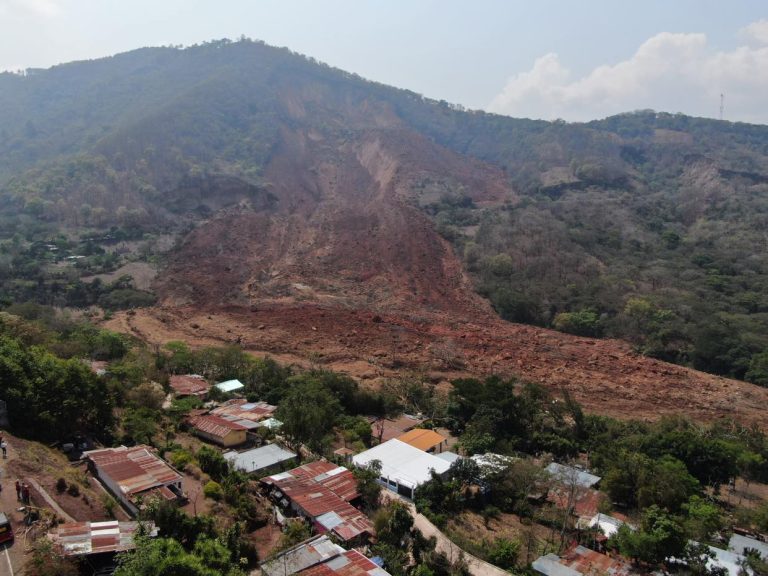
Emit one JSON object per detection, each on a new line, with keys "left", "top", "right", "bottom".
{"left": 352, "top": 439, "right": 451, "bottom": 499}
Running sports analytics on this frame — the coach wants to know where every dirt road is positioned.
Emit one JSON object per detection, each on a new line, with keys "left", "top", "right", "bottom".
{"left": 380, "top": 491, "right": 509, "bottom": 576}
{"left": 0, "top": 439, "right": 26, "bottom": 576}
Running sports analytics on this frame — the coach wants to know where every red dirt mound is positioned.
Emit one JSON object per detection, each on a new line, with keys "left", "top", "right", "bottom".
{"left": 130, "top": 124, "right": 768, "bottom": 428}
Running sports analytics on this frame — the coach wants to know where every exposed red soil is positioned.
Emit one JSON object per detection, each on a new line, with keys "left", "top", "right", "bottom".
{"left": 107, "top": 123, "right": 768, "bottom": 429}
{"left": 106, "top": 303, "right": 768, "bottom": 428}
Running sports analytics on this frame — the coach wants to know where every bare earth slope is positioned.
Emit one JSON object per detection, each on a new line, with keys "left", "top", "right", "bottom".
{"left": 112, "top": 125, "right": 768, "bottom": 428}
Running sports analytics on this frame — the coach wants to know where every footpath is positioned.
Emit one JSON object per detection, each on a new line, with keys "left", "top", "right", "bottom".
{"left": 381, "top": 491, "right": 510, "bottom": 576}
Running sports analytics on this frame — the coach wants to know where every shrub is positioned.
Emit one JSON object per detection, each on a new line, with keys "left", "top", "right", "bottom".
{"left": 56, "top": 478, "right": 68, "bottom": 493}
{"left": 66, "top": 483, "right": 80, "bottom": 497}
{"left": 203, "top": 481, "right": 224, "bottom": 501}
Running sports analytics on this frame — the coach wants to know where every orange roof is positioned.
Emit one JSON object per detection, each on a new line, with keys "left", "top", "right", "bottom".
{"left": 395, "top": 428, "right": 447, "bottom": 452}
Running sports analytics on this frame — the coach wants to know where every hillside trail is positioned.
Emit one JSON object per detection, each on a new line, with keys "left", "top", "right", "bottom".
{"left": 379, "top": 490, "right": 509, "bottom": 576}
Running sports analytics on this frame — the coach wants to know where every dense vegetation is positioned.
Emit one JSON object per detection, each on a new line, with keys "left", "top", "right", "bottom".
{"left": 1, "top": 40, "right": 767, "bottom": 383}
{"left": 5, "top": 307, "right": 768, "bottom": 574}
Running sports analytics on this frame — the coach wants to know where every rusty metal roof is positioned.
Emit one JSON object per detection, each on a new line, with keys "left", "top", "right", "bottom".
{"left": 560, "top": 545, "right": 636, "bottom": 576}
{"left": 49, "top": 520, "right": 158, "bottom": 556}
{"left": 169, "top": 374, "right": 210, "bottom": 396}
{"left": 300, "top": 549, "right": 390, "bottom": 575}
{"left": 262, "top": 461, "right": 371, "bottom": 541}
{"left": 85, "top": 445, "right": 183, "bottom": 499}
{"left": 211, "top": 398, "right": 276, "bottom": 422}
{"left": 190, "top": 414, "right": 248, "bottom": 439}
{"left": 263, "top": 461, "right": 360, "bottom": 502}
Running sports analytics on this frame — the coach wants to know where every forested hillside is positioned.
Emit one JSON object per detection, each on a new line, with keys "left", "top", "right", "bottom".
{"left": 2, "top": 38, "right": 768, "bottom": 384}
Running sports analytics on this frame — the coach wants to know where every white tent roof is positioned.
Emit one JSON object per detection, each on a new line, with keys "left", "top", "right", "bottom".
{"left": 215, "top": 379, "right": 245, "bottom": 393}
{"left": 352, "top": 439, "right": 451, "bottom": 489}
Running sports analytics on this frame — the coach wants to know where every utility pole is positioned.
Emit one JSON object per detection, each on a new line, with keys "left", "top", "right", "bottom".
{"left": 720, "top": 93, "right": 724, "bottom": 121}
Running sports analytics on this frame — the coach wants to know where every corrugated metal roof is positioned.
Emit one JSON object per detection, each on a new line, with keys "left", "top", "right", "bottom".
{"left": 352, "top": 439, "right": 451, "bottom": 489}
{"left": 261, "top": 535, "right": 346, "bottom": 576}
{"left": 546, "top": 463, "right": 601, "bottom": 488}
{"left": 224, "top": 444, "right": 297, "bottom": 474}
{"left": 211, "top": 398, "right": 276, "bottom": 422}
{"left": 562, "top": 545, "right": 635, "bottom": 576}
{"left": 395, "top": 429, "right": 447, "bottom": 452}
{"left": 190, "top": 414, "right": 248, "bottom": 439}
{"left": 261, "top": 461, "right": 372, "bottom": 541}
{"left": 730, "top": 534, "right": 768, "bottom": 560}
{"left": 435, "top": 452, "right": 461, "bottom": 465}
{"left": 370, "top": 414, "right": 425, "bottom": 443}
{"left": 548, "top": 486, "right": 604, "bottom": 519}
{"left": 50, "top": 521, "right": 158, "bottom": 556}
{"left": 532, "top": 553, "right": 582, "bottom": 576}
{"left": 300, "top": 549, "right": 391, "bottom": 575}
{"left": 215, "top": 379, "right": 245, "bottom": 393}
{"left": 85, "top": 445, "right": 183, "bottom": 500}
{"left": 169, "top": 374, "right": 210, "bottom": 396}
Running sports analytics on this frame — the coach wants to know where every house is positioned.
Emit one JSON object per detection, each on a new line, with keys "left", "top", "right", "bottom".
{"left": 546, "top": 463, "right": 601, "bottom": 488}
{"left": 261, "top": 461, "right": 373, "bottom": 543}
{"left": 352, "top": 438, "right": 451, "bottom": 499}
{"left": 189, "top": 414, "right": 248, "bottom": 447}
{"left": 49, "top": 520, "right": 158, "bottom": 557}
{"left": 533, "top": 545, "right": 637, "bottom": 576}
{"left": 210, "top": 398, "right": 277, "bottom": 424}
{"left": 584, "top": 512, "right": 631, "bottom": 539}
{"left": 83, "top": 445, "right": 185, "bottom": 516}
{"left": 548, "top": 486, "right": 606, "bottom": 521}
{"left": 729, "top": 534, "right": 768, "bottom": 560}
{"left": 169, "top": 374, "right": 210, "bottom": 398}
{"left": 260, "top": 534, "right": 391, "bottom": 576}
{"left": 224, "top": 444, "right": 297, "bottom": 475}
{"left": 395, "top": 428, "right": 448, "bottom": 453}
{"left": 214, "top": 379, "right": 245, "bottom": 394}
{"left": 370, "top": 413, "right": 425, "bottom": 443}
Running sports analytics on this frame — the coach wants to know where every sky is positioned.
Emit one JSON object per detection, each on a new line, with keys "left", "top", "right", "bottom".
{"left": 0, "top": 0, "right": 767, "bottom": 123}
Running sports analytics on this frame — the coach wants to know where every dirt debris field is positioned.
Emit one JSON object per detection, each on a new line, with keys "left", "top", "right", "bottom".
{"left": 107, "top": 304, "right": 768, "bottom": 428}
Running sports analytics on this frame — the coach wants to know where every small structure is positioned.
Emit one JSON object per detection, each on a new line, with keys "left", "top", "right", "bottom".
{"left": 585, "top": 512, "right": 629, "bottom": 539}
{"left": 83, "top": 445, "right": 185, "bottom": 516}
{"left": 210, "top": 398, "right": 276, "bottom": 424}
{"left": 435, "top": 452, "right": 461, "bottom": 465}
{"left": 352, "top": 439, "right": 451, "bottom": 499}
{"left": 214, "top": 379, "right": 245, "bottom": 394}
{"left": 49, "top": 520, "right": 158, "bottom": 557}
{"left": 260, "top": 534, "right": 391, "bottom": 576}
{"left": 548, "top": 487, "right": 605, "bottom": 521}
{"left": 395, "top": 428, "right": 448, "bottom": 453}
{"left": 729, "top": 534, "right": 768, "bottom": 560}
{"left": 169, "top": 374, "right": 210, "bottom": 398}
{"left": 224, "top": 444, "right": 297, "bottom": 475}
{"left": 259, "top": 417, "right": 283, "bottom": 431}
{"left": 533, "top": 545, "right": 636, "bottom": 576}
{"left": 370, "top": 414, "right": 425, "bottom": 443}
{"left": 334, "top": 447, "right": 356, "bottom": 463}
{"left": 546, "top": 463, "right": 601, "bottom": 488}
{"left": 261, "top": 461, "right": 373, "bottom": 543}
{"left": 189, "top": 414, "right": 248, "bottom": 447}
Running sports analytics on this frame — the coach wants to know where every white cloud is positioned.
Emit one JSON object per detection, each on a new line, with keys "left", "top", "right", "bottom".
{"left": 0, "top": 0, "right": 62, "bottom": 18}
{"left": 741, "top": 19, "right": 768, "bottom": 45}
{"left": 488, "top": 26, "right": 768, "bottom": 124}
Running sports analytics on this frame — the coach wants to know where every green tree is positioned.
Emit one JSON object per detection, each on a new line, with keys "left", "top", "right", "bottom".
{"left": 611, "top": 506, "right": 686, "bottom": 566}
{"left": 276, "top": 380, "right": 340, "bottom": 453}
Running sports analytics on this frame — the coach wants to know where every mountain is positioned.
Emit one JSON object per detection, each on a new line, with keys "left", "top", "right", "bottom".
{"left": 2, "top": 39, "right": 768, "bottom": 425}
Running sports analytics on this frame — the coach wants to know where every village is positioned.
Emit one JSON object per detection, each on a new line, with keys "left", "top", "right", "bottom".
{"left": 1, "top": 363, "right": 767, "bottom": 576}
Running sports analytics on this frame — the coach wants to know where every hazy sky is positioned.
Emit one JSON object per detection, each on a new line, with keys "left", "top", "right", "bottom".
{"left": 1, "top": 0, "right": 767, "bottom": 123}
